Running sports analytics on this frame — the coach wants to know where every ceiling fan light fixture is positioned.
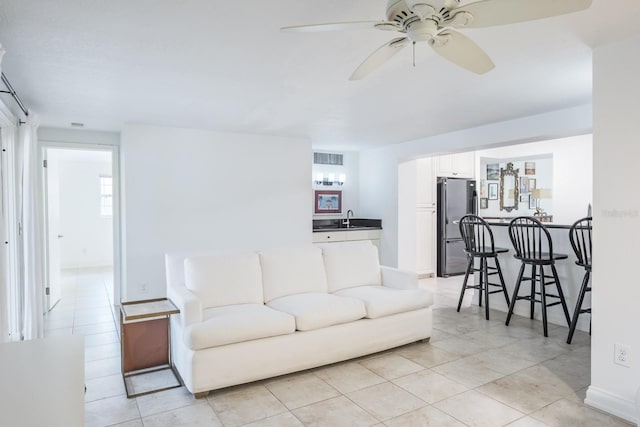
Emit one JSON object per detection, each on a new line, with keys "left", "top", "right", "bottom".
{"left": 407, "top": 18, "right": 438, "bottom": 42}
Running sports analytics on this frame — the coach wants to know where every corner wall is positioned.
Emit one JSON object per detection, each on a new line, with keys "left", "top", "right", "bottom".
{"left": 586, "top": 33, "right": 640, "bottom": 424}
{"left": 120, "top": 124, "right": 311, "bottom": 301}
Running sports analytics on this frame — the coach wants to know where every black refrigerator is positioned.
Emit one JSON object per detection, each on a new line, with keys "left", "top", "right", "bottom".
{"left": 436, "top": 177, "right": 477, "bottom": 277}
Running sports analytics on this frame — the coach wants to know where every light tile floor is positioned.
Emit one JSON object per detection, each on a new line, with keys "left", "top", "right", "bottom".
{"left": 44, "top": 270, "right": 634, "bottom": 427}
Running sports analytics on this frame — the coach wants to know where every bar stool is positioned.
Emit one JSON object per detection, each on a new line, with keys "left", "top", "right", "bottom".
{"left": 505, "top": 216, "right": 571, "bottom": 337}
{"left": 457, "top": 215, "right": 511, "bottom": 320}
{"left": 567, "top": 216, "right": 592, "bottom": 344}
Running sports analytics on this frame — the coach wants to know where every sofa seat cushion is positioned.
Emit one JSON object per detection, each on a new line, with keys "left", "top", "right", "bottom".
{"left": 334, "top": 286, "right": 434, "bottom": 319}
{"left": 267, "top": 293, "right": 366, "bottom": 332}
{"left": 184, "top": 304, "right": 295, "bottom": 350}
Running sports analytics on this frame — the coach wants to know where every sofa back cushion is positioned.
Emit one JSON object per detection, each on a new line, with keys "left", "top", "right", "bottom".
{"left": 184, "top": 253, "right": 263, "bottom": 309}
{"left": 322, "top": 241, "right": 382, "bottom": 292}
{"left": 260, "top": 246, "right": 328, "bottom": 302}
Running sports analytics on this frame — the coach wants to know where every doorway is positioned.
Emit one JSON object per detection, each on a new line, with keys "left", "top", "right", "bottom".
{"left": 42, "top": 144, "right": 120, "bottom": 312}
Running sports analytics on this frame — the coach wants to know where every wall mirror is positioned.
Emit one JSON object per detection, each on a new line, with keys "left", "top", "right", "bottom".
{"left": 500, "top": 162, "right": 519, "bottom": 212}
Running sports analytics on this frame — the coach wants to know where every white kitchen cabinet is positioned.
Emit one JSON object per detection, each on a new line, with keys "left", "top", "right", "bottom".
{"left": 416, "top": 157, "right": 436, "bottom": 208}
{"left": 312, "top": 229, "right": 381, "bottom": 250}
{"left": 436, "top": 152, "right": 475, "bottom": 178}
{"left": 416, "top": 208, "right": 436, "bottom": 275}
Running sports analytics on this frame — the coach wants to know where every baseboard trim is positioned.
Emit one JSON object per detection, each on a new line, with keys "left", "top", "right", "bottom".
{"left": 585, "top": 385, "right": 638, "bottom": 425}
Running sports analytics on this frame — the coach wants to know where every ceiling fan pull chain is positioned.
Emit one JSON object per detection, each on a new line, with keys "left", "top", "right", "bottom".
{"left": 413, "top": 41, "right": 416, "bottom": 67}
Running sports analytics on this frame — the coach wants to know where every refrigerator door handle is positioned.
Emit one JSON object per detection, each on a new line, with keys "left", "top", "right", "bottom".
{"left": 472, "top": 190, "right": 478, "bottom": 215}
{"left": 443, "top": 180, "right": 448, "bottom": 225}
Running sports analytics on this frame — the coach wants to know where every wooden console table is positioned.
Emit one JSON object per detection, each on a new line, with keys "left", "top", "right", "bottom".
{"left": 120, "top": 298, "right": 181, "bottom": 397}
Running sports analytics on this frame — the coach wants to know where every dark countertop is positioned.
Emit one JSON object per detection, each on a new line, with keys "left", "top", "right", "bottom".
{"left": 313, "top": 218, "right": 382, "bottom": 232}
{"left": 485, "top": 221, "right": 571, "bottom": 230}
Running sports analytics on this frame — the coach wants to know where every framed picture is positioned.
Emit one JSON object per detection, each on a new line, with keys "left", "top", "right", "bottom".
{"left": 486, "top": 163, "right": 499, "bottom": 181}
{"left": 519, "top": 177, "right": 529, "bottom": 193}
{"left": 520, "top": 194, "right": 530, "bottom": 203}
{"left": 488, "top": 183, "right": 498, "bottom": 200}
{"left": 528, "top": 178, "right": 536, "bottom": 191}
{"left": 525, "top": 161, "right": 536, "bottom": 175}
{"left": 480, "top": 198, "right": 488, "bottom": 209}
{"left": 314, "top": 190, "right": 342, "bottom": 214}
{"left": 529, "top": 196, "right": 537, "bottom": 210}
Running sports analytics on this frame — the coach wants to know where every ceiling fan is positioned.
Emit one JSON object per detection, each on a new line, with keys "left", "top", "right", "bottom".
{"left": 282, "top": 0, "right": 592, "bottom": 80}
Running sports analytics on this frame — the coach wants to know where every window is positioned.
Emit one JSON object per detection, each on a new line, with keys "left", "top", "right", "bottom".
{"left": 100, "top": 175, "right": 112, "bottom": 216}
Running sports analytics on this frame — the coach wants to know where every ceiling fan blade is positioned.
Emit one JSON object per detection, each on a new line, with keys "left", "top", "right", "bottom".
{"left": 430, "top": 30, "right": 495, "bottom": 74}
{"left": 281, "top": 21, "right": 392, "bottom": 32}
{"left": 448, "top": 0, "right": 592, "bottom": 28}
{"left": 350, "top": 37, "right": 410, "bottom": 81}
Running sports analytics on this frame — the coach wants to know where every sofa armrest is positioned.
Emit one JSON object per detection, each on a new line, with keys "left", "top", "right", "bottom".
{"left": 380, "top": 266, "right": 419, "bottom": 290}
{"left": 167, "top": 285, "right": 203, "bottom": 328}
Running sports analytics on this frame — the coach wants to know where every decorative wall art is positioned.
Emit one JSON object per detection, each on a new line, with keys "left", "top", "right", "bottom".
{"left": 488, "top": 183, "right": 498, "bottom": 200}
{"left": 528, "top": 178, "right": 536, "bottom": 191}
{"left": 314, "top": 190, "right": 342, "bottom": 214}
{"left": 486, "top": 163, "right": 500, "bottom": 180}
{"left": 525, "top": 161, "right": 536, "bottom": 175}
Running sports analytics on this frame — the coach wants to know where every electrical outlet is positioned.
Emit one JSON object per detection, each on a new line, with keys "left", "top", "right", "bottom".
{"left": 614, "top": 343, "right": 631, "bottom": 367}
{"left": 141, "top": 283, "right": 148, "bottom": 293}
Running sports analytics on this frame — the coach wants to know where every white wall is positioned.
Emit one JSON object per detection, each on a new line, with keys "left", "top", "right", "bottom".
{"left": 56, "top": 157, "right": 113, "bottom": 269}
{"left": 359, "top": 104, "right": 592, "bottom": 266}
{"left": 312, "top": 151, "right": 359, "bottom": 219}
{"left": 586, "top": 34, "right": 640, "bottom": 424}
{"left": 121, "top": 124, "right": 311, "bottom": 301}
{"left": 475, "top": 135, "right": 593, "bottom": 224}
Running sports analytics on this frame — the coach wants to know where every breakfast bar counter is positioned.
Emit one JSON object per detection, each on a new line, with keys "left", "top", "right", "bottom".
{"left": 470, "top": 218, "right": 591, "bottom": 333}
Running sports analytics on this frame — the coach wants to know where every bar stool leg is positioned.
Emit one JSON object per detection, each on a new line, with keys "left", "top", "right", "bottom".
{"left": 483, "top": 257, "right": 490, "bottom": 320}
{"left": 530, "top": 265, "right": 537, "bottom": 320}
{"left": 494, "top": 257, "right": 510, "bottom": 306}
{"left": 457, "top": 256, "right": 474, "bottom": 312}
{"left": 550, "top": 264, "right": 571, "bottom": 326}
{"left": 478, "top": 258, "right": 484, "bottom": 309}
{"left": 567, "top": 270, "right": 590, "bottom": 344}
{"left": 506, "top": 263, "right": 526, "bottom": 326}
{"left": 539, "top": 265, "right": 549, "bottom": 337}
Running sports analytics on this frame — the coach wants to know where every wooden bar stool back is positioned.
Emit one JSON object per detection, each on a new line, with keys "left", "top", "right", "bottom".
{"left": 567, "top": 216, "right": 592, "bottom": 344}
{"left": 506, "top": 216, "right": 571, "bottom": 336}
{"left": 457, "top": 215, "right": 511, "bottom": 320}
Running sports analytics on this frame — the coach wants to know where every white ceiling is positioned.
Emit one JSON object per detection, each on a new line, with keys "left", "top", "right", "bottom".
{"left": 1, "top": 0, "right": 639, "bottom": 150}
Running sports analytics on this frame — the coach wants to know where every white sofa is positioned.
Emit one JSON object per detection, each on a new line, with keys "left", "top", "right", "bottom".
{"left": 165, "top": 241, "right": 433, "bottom": 397}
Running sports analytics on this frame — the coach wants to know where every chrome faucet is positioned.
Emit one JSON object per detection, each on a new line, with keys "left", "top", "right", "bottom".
{"left": 344, "top": 209, "right": 354, "bottom": 227}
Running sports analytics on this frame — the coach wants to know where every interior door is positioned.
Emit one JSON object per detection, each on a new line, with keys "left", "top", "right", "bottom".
{"left": 43, "top": 149, "right": 62, "bottom": 310}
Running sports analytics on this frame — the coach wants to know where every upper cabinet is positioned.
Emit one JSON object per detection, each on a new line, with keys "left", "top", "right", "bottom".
{"left": 436, "top": 152, "right": 475, "bottom": 178}
{"left": 416, "top": 157, "right": 436, "bottom": 207}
